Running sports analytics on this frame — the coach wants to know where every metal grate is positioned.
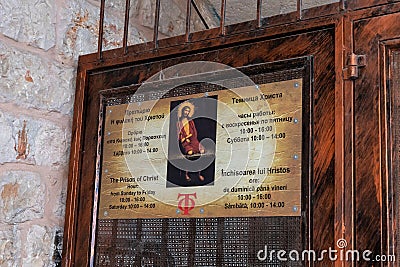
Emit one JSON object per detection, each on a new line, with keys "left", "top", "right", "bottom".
{"left": 95, "top": 217, "right": 302, "bottom": 266}
{"left": 96, "top": 0, "right": 344, "bottom": 60}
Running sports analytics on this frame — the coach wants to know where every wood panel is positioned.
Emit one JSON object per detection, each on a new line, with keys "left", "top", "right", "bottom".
{"left": 353, "top": 11, "right": 400, "bottom": 258}
{"left": 63, "top": 25, "right": 337, "bottom": 265}
{"left": 388, "top": 45, "right": 400, "bottom": 265}
{"left": 63, "top": 2, "right": 400, "bottom": 267}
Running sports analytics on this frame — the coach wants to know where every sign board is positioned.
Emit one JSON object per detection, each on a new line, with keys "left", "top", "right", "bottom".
{"left": 98, "top": 78, "right": 303, "bottom": 219}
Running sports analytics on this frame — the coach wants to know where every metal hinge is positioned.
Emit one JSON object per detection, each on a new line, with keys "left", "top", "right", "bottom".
{"left": 343, "top": 53, "right": 366, "bottom": 80}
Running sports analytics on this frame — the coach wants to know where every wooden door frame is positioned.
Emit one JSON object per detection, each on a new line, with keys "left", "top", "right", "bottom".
{"left": 62, "top": 1, "right": 400, "bottom": 266}
{"left": 382, "top": 40, "right": 400, "bottom": 265}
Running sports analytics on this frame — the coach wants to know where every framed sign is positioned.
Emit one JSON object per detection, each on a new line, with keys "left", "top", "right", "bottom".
{"left": 89, "top": 58, "right": 313, "bottom": 265}
{"left": 98, "top": 74, "right": 304, "bottom": 219}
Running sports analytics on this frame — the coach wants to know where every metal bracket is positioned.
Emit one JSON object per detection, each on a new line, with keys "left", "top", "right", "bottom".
{"left": 343, "top": 53, "right": 366, "bottom": 80}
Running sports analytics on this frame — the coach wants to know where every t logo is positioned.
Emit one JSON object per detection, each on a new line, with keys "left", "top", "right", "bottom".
{"left": 177, "top": 193, "right": 197, "bottom": 215}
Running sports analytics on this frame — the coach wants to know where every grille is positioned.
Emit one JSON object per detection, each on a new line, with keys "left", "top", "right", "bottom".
{"left": 95, "top": 217, "right": 302, "bottom": 266}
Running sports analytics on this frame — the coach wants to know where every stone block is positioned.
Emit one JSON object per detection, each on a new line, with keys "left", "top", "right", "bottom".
{"left": 22, "top": 225, "right": 59, "bottom": 267}
{"left": 0, "top": 171, "right": 45, "bottom": 224}
{"left": 0, "top": 112, "right": 15, "bottom": 164}
{"left": 33, "top": 123, "right": 70, "bottom": 167}
{"left": 0, "top": 226, "right": 20, "bottom": 266}
{"left": 0, "top": 41, "right": 75, "bottom": 115}
{"left": 0, "top": 0, "right": 56, "bottom": 51}
{"left": 0, "top": 111, "right": 71, "bottom": 167}
{"left": 53, "top": 180, "right": 67, "bottom": 218}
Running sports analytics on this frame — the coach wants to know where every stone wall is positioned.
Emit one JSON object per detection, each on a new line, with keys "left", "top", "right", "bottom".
{"left": 0, "top": 0, "right": 336, "bottom": 266}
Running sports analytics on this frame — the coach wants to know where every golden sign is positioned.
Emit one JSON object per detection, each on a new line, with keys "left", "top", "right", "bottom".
{"left": 98, "top": 79, "right": 302, "bottom": 219}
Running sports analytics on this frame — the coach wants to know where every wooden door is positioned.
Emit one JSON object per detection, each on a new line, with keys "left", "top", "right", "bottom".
{"left": 63, "top": 23, "right": 338, "bottom": 266}
{"left": 346, "top": 3, "right": 400, "bottom": 265}
{"left": 63, "top": 2, "right": 400, "bottom": 266}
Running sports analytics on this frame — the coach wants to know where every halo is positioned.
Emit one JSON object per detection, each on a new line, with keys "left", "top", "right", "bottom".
{"left": 177, "top": 101, "right": 195, "bottom": 118}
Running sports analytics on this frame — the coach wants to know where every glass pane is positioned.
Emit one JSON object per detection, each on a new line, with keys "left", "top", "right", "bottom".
{"left": 127, "top": 0, "right": 148, "bottom": 46}
{"left": 102, "top": 0, "right": 125, "bottom": 51}
{"left": 302, "top": 0, "right": 339, "bottom": 9}
{"left": 225, "top": 0, "right": 257, "bottom": 25}
{"left": 157, "top": 0, "right": 187, "bottom": 40}
{"left": 190, "top": 0, "right": 221, "bottom": 32}
{"left": 262, "top": 0, "right": 297, "bottom": 18}
{"left": 93, "top": 0, "right": 147, "bottom": 50}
